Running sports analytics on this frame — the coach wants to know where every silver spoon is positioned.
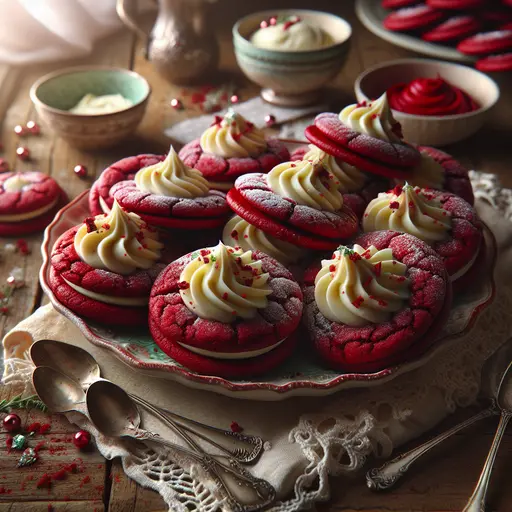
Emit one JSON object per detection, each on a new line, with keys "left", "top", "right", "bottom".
{"left": 86, "top": 379, "right": 276, "bottom": 512}
{"left": 463, "top": 359, "right": 512, "bottom": 512}
{"left": 366, "top": 337, "right": 512, "bottom": 491}
{"left": 30, "top": 339, "right": 262, "bottom": 463}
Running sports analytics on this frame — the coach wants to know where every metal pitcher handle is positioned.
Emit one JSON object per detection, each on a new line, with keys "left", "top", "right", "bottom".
{"left": 116, "top": 0, "right": 151, "bottom": 54}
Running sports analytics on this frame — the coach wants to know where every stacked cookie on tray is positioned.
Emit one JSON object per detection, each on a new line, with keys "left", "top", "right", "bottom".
{"left": 47, "top": 97, "right": 483, "bottom": 377}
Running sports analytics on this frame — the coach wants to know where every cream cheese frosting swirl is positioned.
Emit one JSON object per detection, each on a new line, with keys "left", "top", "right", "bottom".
{"left": 314, "top": 244, "right": 410, "bottom": 326}
{"left": 363, "top": 184, "right": 452, "bottom": 244}
{"left": 250, "top": 17, "right": 334, "bottom": 51}
{"left": 405, "top": 151, "right": 445, "bottom": 190}
{"left": 3, "top": 174, "right": 32, "bottom": 192}
{"left": 135, "top": 146, "right": 209, "bottom": 198}
{"left": 267, "top": 159, "right": 343, "bottom": 212}
{"left": 179, "top": 242, "right": 272, "bottom": 323}
{"left": 302, "top": 144, "right": 367, "bottom": 193}
{"left": 74, "top": 200, "right": 163, "bottom": 275}
{"left": 339, "top": 93, "right": 402, "bottom": 143}
{"left": 200, "top": 110, "right": 267, "bottom": 158}
{"left": 222, "top": 215, "right": 306, "bottom": 264}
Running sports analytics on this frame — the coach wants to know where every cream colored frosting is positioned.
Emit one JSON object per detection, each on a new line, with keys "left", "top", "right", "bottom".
{"left": 98, "top": 196, "right": 111, "bottom": 214}
{"left": 404, "top": 152, "right": 445, "bottom": 190}
{"left": 177, "top": 338, "right": 285, "bottom": 360}
{"left": 3, "top": 174, "right": 32, "bottom": 193}
{"left": 74, "top": 200, "right": 163, "bottom": 275}
{"left": 339, "top": 93, "right": 401, "bottom": 143}
{"left": 135, "top": 146, "right": 209, "bottom": 198}
{"left": 222, "top": 215, "right": 306, "bottom": 264}
{"left": 363, "top": 184, "right": 452, "bottom": 244}
{"left": 199, "top": 110, "right": 267, "bottom": 158}
{"left": 302, "top": 144, "right": 367, "bottom": 193}
{"left": 314, "top": 244, "right": 410, "bottom": 326}
{"left": 70, "top": 93, "right": 133, "bottom": 115}
{"left": 179, "top": 242, "right": 272, "bottom": 323}
{"left": 62, "top": 277, "right": 148, "bottom": 306}
{"left": 250, "top": 17, "right": 334, "bottom": 51}
{"left": 267, "top": 159, "right": 343, "bottom": 212}
{"left": 0, "top": 197, "right": 58, "bottom": 222}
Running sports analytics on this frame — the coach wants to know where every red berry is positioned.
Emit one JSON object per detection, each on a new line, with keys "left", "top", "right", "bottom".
{"left": 264, "top": 114, "right": 276, "bottom": 126}
{"left": 74, "top": 164, "right": 87, "bottom": 178}
{"left": 73, "top": 430, "right": 91, "bottom": 450}
{"left": 3, "top": 414, "right": 21, "bottom": 433}
{"left": 14, "top": 125, "right": 26, "bottom": 137}
{"left": 16, "top": 147, "right": 30, "bottom": 160}
{"left": 26, "top": 120, "right": 40, "bottom": 135}
{"left": 0, "top": 158, "right": 9, "bottom": 172}
{"left": 260, "top": 20, "right": 269, "bottom": 28}
{"left": 269, "top": 17, "right": 277, "bottom": 25}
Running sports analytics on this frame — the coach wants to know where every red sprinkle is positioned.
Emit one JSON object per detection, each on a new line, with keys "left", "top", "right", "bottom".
{"left": 36, "top": 474, "right": 52, "bottom": 489}
{"left": 352, "top": 296, "right": 364, "bottom": 309}
{"left": 222, "top": 292, "right": 229, "bottom": 300}
{"left": 230, "top": 230, "right": 238, "bottom": 240}
{"left": 84, "top": 217, "right": 97, "bottom": 233}
{"left": 16, "top": 239, "right": 30, "bottom": 255}
{"left": 39, "top": 423, "right": 51, "bottom": 435}
{"left": 391, "top": 185, "right": 403, "bottom": 197}
{"left": 329, "top": 264, "right": 336, "bottom": 272}
{"left": 178, "top": 281, "right": 189, "bottom": 290}
{"left": 101, "top": 223, "right": 110, "bottom": 230}
{"left": 373, "top": 262, "right": 382, "bottom": 277}
{"left": 349, "top": 252, "right": 362, "bottom": 262}
{"left": 389, "top": 201, "right": 400, "bottom": 210}
{"left": 408, "top": 201, "right": 415, "bottom": 208}
{"left": 230, "top": 421, "right": 243, "bottom": 433}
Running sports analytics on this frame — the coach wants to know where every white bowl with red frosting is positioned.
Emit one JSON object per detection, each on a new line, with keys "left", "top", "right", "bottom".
{"left": 354, "top": 58, "right": 500, "bottom": 146}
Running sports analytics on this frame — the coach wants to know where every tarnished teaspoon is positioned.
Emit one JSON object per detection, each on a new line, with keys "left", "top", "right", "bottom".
{"left": 367, "top": 337, "right": 512, "bottom": 491}
{"left": 463, "top": 359, "right": 512, "bottom": 512}
{"left": 30, "top": 339, "right": 262, "bottom": 463}
{"left": 86, "top": 379, "right": 276, "bottom": 512}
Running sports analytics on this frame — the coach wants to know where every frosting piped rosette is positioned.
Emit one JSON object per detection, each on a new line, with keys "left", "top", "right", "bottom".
{"left": 179, "top": 110, "right": 290, "bottom": 189}
{"left": 226, "top": 159, "right": 358, "bottom": 252}
{"left": 149, "top": 243, "right": 303, "bottom": 377}
{"left": 305, "top": 93, "right": 421, "bottom": 179}
{"left": 110, "top": 145, "right": 230, "bottom": 229}
{"left": 291, "top": 144, "right": 388, "bottom": 218}
{"left": 49, "top": 200, "right": 165, "bottom": 326}
{"left": 303, "top": 231, "right": 451, "bottom": 372}
{"left": 0, "top": 171, "right": 67, "bottom": 236}
{"left": 363, "top": 185, "right": 482, "bottom": 281}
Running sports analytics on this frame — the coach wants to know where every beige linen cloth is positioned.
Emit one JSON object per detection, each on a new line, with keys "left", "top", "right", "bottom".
{"left": 3, "top": 183, "right": 512, "bottom": 511}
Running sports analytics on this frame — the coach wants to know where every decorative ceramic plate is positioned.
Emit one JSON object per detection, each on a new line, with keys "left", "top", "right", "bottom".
{"left": 355, "top": 0, "right": 476, "bottom": 63}
{"left": 41, "top": 191, "right": 496, "bottom": 402}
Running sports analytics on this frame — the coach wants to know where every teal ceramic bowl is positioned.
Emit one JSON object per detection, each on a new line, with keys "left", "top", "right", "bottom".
{"left": 233, "top": 10, "right": 352, "bottom": 107}
{"left": 30, "top": 66, "right": 151, "bottom": 150}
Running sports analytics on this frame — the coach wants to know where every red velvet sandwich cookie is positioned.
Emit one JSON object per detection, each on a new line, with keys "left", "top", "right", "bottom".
{"left": 0, "top": 171, "right": 66, "bottom": 236}
{"left": 383, "top": 4, "right": 445, "bottom": 32}
{"left": 89, "top": 154, "right": 165, "bottom": 216}
{"left": 49, "top": 200, "right": 165, "bottom": 326}
{"left": 149, "top": 242, "right": 303, "bottom": 377}
{"left": 476, "top": 52, "right": 512, "bottom": 71}
{"left": 382, "top": 0, "right": 420, "bottom": 9}
{"left": 306, "top": 94, "right": 421, "bottom": 179}
{"left": 457, "top": 30, "right": 512, "bottom": 55}
{"left": 395, "top": 146, "right": 474, "bottom": 204}
{"left": 427, "top": 0, "right": 486, "bottom": 8}
{"left": 227, "top": 159, "right": 359, "bottom": 251}
{"left": 422, "top": 15, "right": 481, "bottom": 42}
{"left": 302, "top": 233, "right": 450, "bottom": 372}
{"left": 362, "top": 184, "right": 482, "bottom": 281}
{"left": 179, "top": 110, "right": 289, "bottom": 190}
{"left": 291, "top": 144, "right": 388, "bottom": 218}
{"left": 111, "top": 146, "right": 230, "bottom": 229}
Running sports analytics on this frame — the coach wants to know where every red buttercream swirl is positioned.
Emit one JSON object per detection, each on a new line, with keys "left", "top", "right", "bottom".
{"left": 387, "top": 77, "right": 479, "bottom": 116}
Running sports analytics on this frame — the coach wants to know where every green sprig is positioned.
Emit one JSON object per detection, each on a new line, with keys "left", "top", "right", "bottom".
{"left": 0, "top": 394, "right": 48, "bottom": 414}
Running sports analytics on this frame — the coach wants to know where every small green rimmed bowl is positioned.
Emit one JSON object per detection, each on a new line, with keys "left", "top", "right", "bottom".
{"left": 30, "top": 66, "right": 151, "bottom": 151}
{"left": 233, "top": 10, "right": 352, "bottom": 107}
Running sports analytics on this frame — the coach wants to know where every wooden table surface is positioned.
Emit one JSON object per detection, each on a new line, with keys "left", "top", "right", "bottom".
{"left": 0, "top": 1, "right": 511, "bottom": 511}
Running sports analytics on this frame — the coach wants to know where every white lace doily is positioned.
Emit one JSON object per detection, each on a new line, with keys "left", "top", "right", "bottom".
{"left": 3, "top": 171, "right": 512, "bottom": 512}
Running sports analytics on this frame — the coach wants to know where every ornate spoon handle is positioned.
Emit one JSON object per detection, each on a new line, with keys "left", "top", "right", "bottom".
{"left": 130, "top": 426, "right": 276, "bottom": 512}
{"left": 367, "top": 407, "right": 495, "bottom": 491}
{"left": 463, "top": 411, "right": 512, "bottom": 512}
{"left": 130, "top": 393, "right": 263, "bottom": 463}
